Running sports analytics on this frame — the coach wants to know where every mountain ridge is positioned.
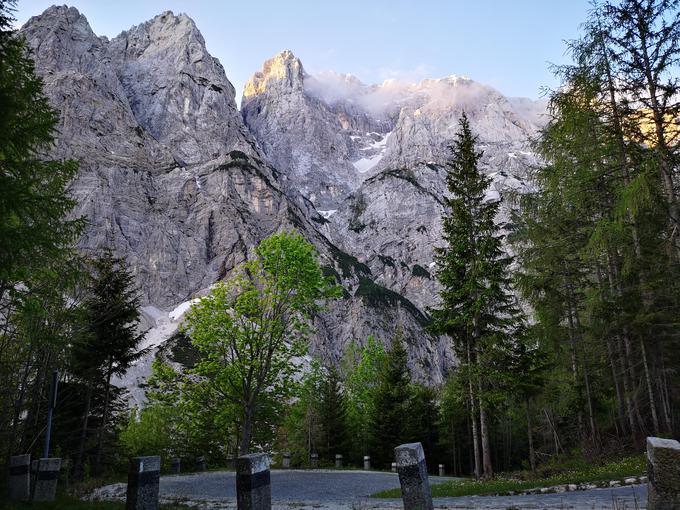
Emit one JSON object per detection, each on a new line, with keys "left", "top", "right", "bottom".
{"left": 20, "top": 6, "right": 453, "bottom": 404}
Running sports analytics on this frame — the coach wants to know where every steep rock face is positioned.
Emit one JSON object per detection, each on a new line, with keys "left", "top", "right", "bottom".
{"left": 242, "top": 51, "right": 545, "bottom": 313}
{"left": 20, "top": 7, "right": 452, "bottom": 394}
{"left": 242, "top": 52, "right": 390, "bottom": 209}
{"left": 107, "top": 11, "right": 257, "bottom": 166}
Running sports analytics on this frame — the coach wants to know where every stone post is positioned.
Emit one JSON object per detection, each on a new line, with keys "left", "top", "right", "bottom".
{"left": 236, "top": 453, "right": 271, "bottom": 510}
{"left": 32, "top": 458, "right": 61, "bottom": 502}
{"left": 227, "top": 454, "right": 236, "bottom": 469}
{"left": 310, "top": 453, "right": 319, "bottom": 469}
{"left": 647, "top": 436, "right": 680, "bottom": 510}
{"left": 363, "top": 455, "right": 371, "bottom": 470}
{"left": 126, "top": 456, "right": 160, "bottom": 510}
{"left": 170, "top": 458, "right": 181, "bottom": 474}
{"left": 195, "top": 456, "right": 206, "bottom": 472}
{"left": 9, "top": 454, "right": 31, "bottom": 501}
{"left": 438, "top": 464, "right": 445, "bottom": 477}
{"left": 395, "top": 442, "right": 433, "bottom": 510}
{"left": 282, "top": 452, "right": 291, "bottom": 469}
{"left": 391, "top": 462, "right": 397, "bottom": 473}
{"left": 335, "top": 454, "right": 343, "bottom": 469}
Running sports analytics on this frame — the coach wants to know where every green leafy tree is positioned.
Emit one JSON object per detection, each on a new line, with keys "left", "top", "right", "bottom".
{"left": 182, "top": 230, "right": 340, "bottom": 454}
{"left": 342, "top": 336, "right": 386, "bottom": 463}
{"left": 279, "top": 360, "right": 323, "bottom": 465}
{"left": 430, "top": 113, "right": 526, "bottom": 479}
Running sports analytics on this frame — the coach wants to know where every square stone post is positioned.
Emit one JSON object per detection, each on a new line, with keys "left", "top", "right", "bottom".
{"left": 126, "top": 456, "right": 160, "bottom": 510}
{"left": 647, "top": 436, "right": 680, "bottom": 510}
{"left": 195, "top": 455, "right": 206, "bottom": 472}
{"left": 438, "top": 464, "right": 445, "bottom": 477}
{"left": 310, "top": 453, "right": 319, "bottom": 468}
{"left": 282, "top": 452, "right": 291, "bottom": 469}
{"left": 391, "top": 462, "right": 397, "bottom": 473}
{"left": 395, "top": 442, "right": 433, "bottom": 510}
{"left": 170, "top": 458, "right": 181, "bottom": 474}
{"left": 335, "top": 454, "right": 343, "bottom": 468}
{"left": 363, "top": 455, "right": 371, "bottom": 470}
{"left": 227, "top": 454, "right": 236, "bottom": 469}
{"left": 9, "top": 454, "right": 31, "bottom": 501}
{"left": 32, "top": 458, "right": 61, "bottom": 502}
{"left": 236, "top": 453, "right": 271, "bottom": 510}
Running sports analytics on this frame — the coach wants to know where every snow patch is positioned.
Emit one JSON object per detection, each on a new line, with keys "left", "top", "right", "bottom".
{"left": 112, "top": 297, "right": 201, "bottom": 408}
{"left": 318, "top": 209, "right": 337, "bottom": 219}
{"left": 353, "top": 153, "right": 384, "bottom": 173}
{"left": 169, "top": 299, "right": 200, "bottom": 321}
{"left": 352, "top": 132, "right": 391, "bottom": 173}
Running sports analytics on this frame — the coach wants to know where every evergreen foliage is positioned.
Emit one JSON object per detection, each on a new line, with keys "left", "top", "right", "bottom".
{"left": 369, "top": 333, "right": 411, "bottom": 468}
{"left": 430, "top": 113, "right": 528, "bottom": 478}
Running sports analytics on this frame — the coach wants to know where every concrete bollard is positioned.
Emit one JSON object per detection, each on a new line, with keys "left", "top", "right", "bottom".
{"left": 438, "top": 464, "right": 445, "bottom": 477}
{"left": 335, "top": 454, "right": 343, "bottom": 469}
{"left": 32, "top": 458, "right": 61, "bottom": 502}
{"left": 310, "top": 453, "right": 319, "bottom": 469}
{"left": 391, "top": 462, "right": 397, "bottom": 473}
{"left": 647, "top": 436, "right": 680, "bottom": 510}
{"left": 9, "top": 454, "right": 31, "bottom": 501}
{"left": 195, "top": 456, "right": 206, "bottom": 472}
{"left": 227, "top": 454, "right": 236, "bottom": 470}
{"left": 282, "top": 452, "right": 291, "bottom": 469}
{"left": 170, "top": 457, "right": 181, "bottom": 474}
{"left": 126, "top": 456, "right": 160, "bottom": 510}
{"left": 236, "top": 453, "right": 271, "bottom": 510}
{"left": 363, "top": 455, "right": 371, "bottom": 470}
{"left": 395, "top": 442, "right": 433, "bottom": 510}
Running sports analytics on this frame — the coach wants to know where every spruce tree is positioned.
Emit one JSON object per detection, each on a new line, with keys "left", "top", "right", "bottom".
{"left": 72, "top": 250, "right": 145, "bottom": 475}
{"left": 369, "top": 334, "right": 411, "bottom": 469}
{"left": 318, "top": 366, "right": 349, "bottom": 461}
{"left": 430, "top": 112, "right": 525, "bottom": 479}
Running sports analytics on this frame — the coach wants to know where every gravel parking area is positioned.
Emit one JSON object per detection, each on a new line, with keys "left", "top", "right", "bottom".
{"left": 90, "top": 470, "right": 648, "bottom": 509}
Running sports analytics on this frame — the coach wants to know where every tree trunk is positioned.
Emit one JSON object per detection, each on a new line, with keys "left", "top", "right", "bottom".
{"left": 526, "top": 399, "right": 536, "bottom": 472}
{"left": 467, "top": 340, "right": 481, "bottom": 479}
{"left": 75, "top": 382, "right": 93, "bottom": 480}
{"left": 478, "top": 388, "right": 493, "bottom": 478}
{"left": 239, "top": 404, "right": 253, "bottom": 455}
{"left": 639, "top": 338, "right": 660, "bottom": 435}
{"left": 95, "top": 365, "right": 113, "bottom": 473}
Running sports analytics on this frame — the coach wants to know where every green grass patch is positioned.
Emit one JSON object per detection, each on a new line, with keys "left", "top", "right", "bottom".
{"left": 372, "top": 454, "right": 646, "bottom": 498}
{"left": 0, "top": 493, "right": 193, "bottom": 510}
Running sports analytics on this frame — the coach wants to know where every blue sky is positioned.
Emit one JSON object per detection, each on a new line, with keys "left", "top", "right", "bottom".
{"left": 15, "top": 1, "right": 592, "bottom": 102}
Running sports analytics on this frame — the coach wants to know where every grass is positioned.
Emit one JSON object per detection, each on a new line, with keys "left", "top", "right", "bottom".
{"left": 0, "top": 493, "right": 193, "bottom": 510}
{"left": 372, "top": 454, "right": 646, "bottom": 498}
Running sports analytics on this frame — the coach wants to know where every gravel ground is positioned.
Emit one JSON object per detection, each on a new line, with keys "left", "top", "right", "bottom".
{"left": 90, "top": 470, "right": 648, "bottom": 509}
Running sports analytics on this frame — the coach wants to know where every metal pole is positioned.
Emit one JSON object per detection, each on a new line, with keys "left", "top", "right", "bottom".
{"left": 43, "top": 370, "right": 58, "bottom": 459}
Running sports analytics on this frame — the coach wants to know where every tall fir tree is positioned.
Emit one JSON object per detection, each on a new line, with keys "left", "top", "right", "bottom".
{"left": 430, "top": 112, "right": 526, "bottom": 479}
{"left": 369, "top": 333, "right": 411, "bottom": 469}
{"left": 71, "top": 250, "right": 145, "bottom": 476}
{"left": 318, "top": 365, "right": 349, "bottom": 461}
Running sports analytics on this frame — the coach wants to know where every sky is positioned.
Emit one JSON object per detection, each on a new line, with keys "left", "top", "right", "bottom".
{"left": 15, "top": 0, "right": 593, "bottom": 103}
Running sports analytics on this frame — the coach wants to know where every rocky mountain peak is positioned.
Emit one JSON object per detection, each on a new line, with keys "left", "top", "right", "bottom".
{"left": 21, "top": 5, "right": 104, "bottom": 74}
{"left": 243, "top": 49, "right": 305, "bottom": 103}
